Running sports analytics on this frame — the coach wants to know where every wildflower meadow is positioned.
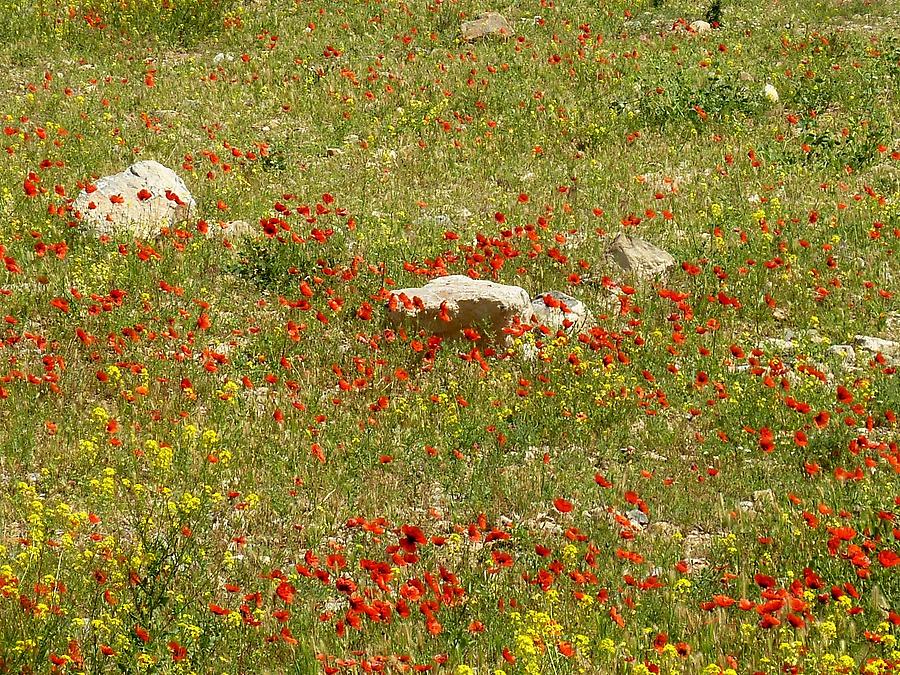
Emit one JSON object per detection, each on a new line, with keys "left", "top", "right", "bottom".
{"left": 0, "top": 0, "right": 898, "bottom": 672}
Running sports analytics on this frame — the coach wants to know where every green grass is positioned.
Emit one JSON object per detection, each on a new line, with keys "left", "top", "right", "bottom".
{"left": 0, "top": 0, "right": 899, "bottom": 673}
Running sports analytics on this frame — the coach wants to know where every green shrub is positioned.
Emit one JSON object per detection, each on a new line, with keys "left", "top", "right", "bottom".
{"left": 67, "top": 0, "right": 243, "bottom": 44}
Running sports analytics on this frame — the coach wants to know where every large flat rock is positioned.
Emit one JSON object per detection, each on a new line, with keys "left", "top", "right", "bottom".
{"left": 608, "top": 233, "right": 675, "bottom": 278}
{"left": 73, "top": 160, "right": 196, "bottom": 238}
{"left": 387, "top": 275, "right": 530, "bottom": 340}
{"left": 461, "top": 12, "right": 514, "bottom": 41}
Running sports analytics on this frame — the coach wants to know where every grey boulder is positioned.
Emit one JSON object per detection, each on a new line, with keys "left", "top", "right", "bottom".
{"left": 73, "top": 160, "right": 195, "bottom": 238}
{"left": 608, "top": 233, "right": 675, "bottom": 278}
{"left": 461, "top": 12, "right": 514, "bottom": 41}
{"left": 529, "top": 291, "right": 592, "bottom": 333}
{"left": 387, "top": 275, "right": 530, "bottom": 341}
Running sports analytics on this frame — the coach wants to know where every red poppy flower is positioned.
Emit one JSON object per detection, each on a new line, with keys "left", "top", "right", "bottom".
{"left": 399, "top": 525, "right": 427, "bottom": 552}
{"left": 787, "top": 613, "right": 805, "bottom": 628}
{"left": 759, "top": 614, "right": 781, "bottom": 629}
{"left": 50, "top": 297, "right": 70, "bottom": 313}
{"left": 879, "top": 550, "right": 900, "bottom": 567}
{"left": 275, "top": 581, "right": 296, "bottom": 604}
{"left": 813, "top": 411, "right": 830, "bottom": 429}
{"left": 554, "top": 498, "right": 573, "bottom": 513}
{"left": 759, "top": 428, "right": 775, "bottom": 453}
{"left": 754, "top": 573, "right": 776, "bottom": 588}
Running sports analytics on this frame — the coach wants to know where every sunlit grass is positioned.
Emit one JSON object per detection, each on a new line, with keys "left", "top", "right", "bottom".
{"left": 0, "top": 0, "right": 899, "bottom": 672}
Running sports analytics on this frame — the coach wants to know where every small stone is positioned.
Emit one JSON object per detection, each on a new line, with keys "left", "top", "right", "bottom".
{"left": 414, "top": 214, "right": 454, "bottom": 230}
{"left": 648, "top": 521, "right": 678, "bottom": 537}
{"left": 529, "top": 291, "right": 593, "bottom": 333}
{"left": 690, "top": 20, "right": 711, "bottom": 33}
{"left": 800, "top": 329, "right": 826, "bottom": 344}
{"left": 752, "top": 489, "right": 775, "bottom": 505}
{"left": 584, "top": 507, "right": 607, "bottom": 522}
{"left": 855, "top": 335, "right": 899, "bottom": 357}
{"left": 461, "top": 12, "right": 514, "bottom": 41}
{"left": 532, "top": 512, "right": 563, "bottom": 535}
{"left": 322, "top": 597, "right": 347, "bottom": 613}
{"left": 219, "top": 219, "right": 256, "bottom": 240}
{"left": 885, "top": 313, "right": 900, "bottom": 338}
{"left": 607, "top": 233, "right": 676, "bottom": 278}
{"left": 684, "top": 558, "right": 710, "bottom": 573}
{"left": 828, "top": 345, "right": 856, "bottom": 362}
{"left": 626, "top": 509, "right": 649, "bottom": 529}
{"left": 684, "top": 529, "right": 712, "bottom": 557}
{"left": 759, "top": 337, "right": 795, "bottom": 355}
